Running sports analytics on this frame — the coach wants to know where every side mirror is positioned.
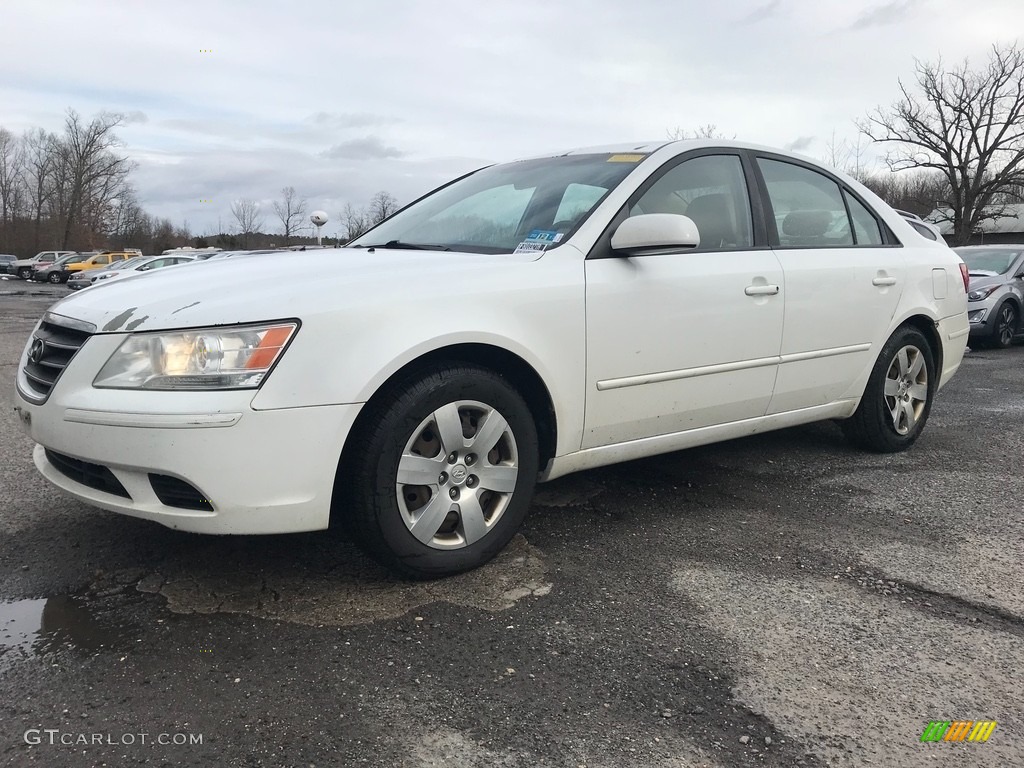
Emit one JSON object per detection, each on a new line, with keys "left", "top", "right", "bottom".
{"left": 610, "top": 214, "right": 700, "bottom": 255}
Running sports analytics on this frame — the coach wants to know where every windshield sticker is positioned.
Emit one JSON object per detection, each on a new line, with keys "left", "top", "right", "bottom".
{"left": 513, "top": 229, "right": 560, "bottom": 254}
{"left": 553, "top": 233, "right": 564, "bottom": 243}
{"left": 513, "top": 241, "right": 550, "bottom": 255}
{"left": 525, "top": 229, "right": 559, "bottom": 244}
{"left": 607, "top": 153, "right": 646, "bottom": 163}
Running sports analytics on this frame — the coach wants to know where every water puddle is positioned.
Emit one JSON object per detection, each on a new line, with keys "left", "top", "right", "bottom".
{"left": 0, "top": 596, "right": 129, "bottom": 668}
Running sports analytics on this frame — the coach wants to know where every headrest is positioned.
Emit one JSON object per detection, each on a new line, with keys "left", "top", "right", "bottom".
{"left": 782, "top": 210, "right": 832, "bottom": 238}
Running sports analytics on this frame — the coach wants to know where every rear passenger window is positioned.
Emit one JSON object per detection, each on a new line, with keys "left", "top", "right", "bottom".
{"left": 758, "top": 158, "right": 854, "bottom": 248}
{"left": 844, "top": 191, "right": 883, "bottom": 245}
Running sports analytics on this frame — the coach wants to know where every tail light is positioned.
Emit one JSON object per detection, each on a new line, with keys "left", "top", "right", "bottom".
{"left": 958, "top": 263, "right": 969, "bottom": 293}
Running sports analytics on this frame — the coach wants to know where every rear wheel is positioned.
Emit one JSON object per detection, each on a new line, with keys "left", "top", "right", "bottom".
{"left": 841, "top": 326, "right": 936, "bottom": 453}
{"left": 991, "top": 303, "right": 1018, "bottom": 348}
{"left": 47, "top": 271, "right": 62, "bottom": 284}
{"left": 17, "top": 267, "right": 31, "bottom": 279}
{"left": 336, "top": 364, "right": 539, "bottom": 578}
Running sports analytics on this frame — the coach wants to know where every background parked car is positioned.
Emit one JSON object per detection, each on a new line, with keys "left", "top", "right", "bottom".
{"left": 179, "top": 249, "right": 283, "bottom": 266}
{"left": 82, "top": 254, "right": 196, "bottom": 288}
{"left": 67, "top": 256, "right": 147, "bottom": 290}
{"left": 9, "top": 250, "right": 75, "bottom": 279}
{"left": 0, "top": 254, "right": 17, "bottom": 275}
{"left": 30, "top": 252, "right": 91, "bottom": 283}
{"left": 63, "top": 249, "right": 142, "bottom": 275}
{"left": 955, "top": 244, "right": 1024, "bottom": 347}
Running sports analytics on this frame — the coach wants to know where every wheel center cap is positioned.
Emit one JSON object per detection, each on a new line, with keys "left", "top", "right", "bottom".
{"left": 450, "top": 464, "right": 469, "bottom": 485}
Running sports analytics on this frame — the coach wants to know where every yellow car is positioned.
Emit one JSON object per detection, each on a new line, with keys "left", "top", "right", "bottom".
{"left": 64, "top": 250, "right": 142, "bottom": 273}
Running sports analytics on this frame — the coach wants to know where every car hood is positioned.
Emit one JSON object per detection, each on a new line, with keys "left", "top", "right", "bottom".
{"left": 46, "top": 248, "right": 545, "bottom": 333}
{"left": 967, "top": 272, "right": 1005, "bottom": 290}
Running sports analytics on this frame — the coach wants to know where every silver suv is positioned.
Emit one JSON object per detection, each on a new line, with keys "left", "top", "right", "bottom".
{"left": 954, "top": 245, "right": 1024, "bottom": 348}
{"left": 8, "top": 250, "right": 75, "bottom": 280}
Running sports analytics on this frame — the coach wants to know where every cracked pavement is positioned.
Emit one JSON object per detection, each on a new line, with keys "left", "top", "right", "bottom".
{"left": 1, "top": 287, "right": 1022, "bottom": 767}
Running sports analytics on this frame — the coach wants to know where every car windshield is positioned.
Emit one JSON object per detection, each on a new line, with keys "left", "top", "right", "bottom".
{"left": 116, "top": 256, "right": 147, "bottom": 269}
{"left": 347, "top": 153, "right": 647, "bottom": 254}
{"left": 955, "top": 248, "right": 1021, "bottom": 275}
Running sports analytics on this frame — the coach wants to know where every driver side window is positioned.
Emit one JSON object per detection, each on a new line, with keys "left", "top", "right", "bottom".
{"left": 630, "top": 155, "right": 754, "bottom": 250}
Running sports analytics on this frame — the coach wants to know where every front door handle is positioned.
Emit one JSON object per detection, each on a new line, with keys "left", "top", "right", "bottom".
{"left": 745, "top": 284, "right": 780, "bottom": 296}
{"left": 872, "top": 276, "right": 897, "bottom": 287}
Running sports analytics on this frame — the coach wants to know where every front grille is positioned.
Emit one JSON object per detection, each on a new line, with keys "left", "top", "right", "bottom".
{"left": 45, "top": 449, "right": 131, "bottom": 499}
{"left": 21, "top": 319, "right": 91, "bottom": 401}
{"left": 149, "top": 474, "right": 214, "bottom": 511}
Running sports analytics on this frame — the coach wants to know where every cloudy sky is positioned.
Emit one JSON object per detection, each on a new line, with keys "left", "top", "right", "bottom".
{"left": 4, "top": 0, "right": 1022, "bottom": 236}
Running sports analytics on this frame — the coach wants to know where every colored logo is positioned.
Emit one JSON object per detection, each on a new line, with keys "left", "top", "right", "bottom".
{"left": 920, "top": 720, "right": 997, "bottom": 743}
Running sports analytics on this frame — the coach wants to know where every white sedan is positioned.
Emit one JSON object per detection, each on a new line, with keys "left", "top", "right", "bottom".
{"left": 83, "top": 254, "right": 197, "bottom": 287}
{"left": 14, "top": 140, "right": 969, "bottom": 577}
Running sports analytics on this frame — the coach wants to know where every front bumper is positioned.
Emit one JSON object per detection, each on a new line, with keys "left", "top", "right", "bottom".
{"left": 15, "top": 328, "right": 363, "bottom": 535}
{"left": 967, "top": 299, "right": 998, "bottom": 337}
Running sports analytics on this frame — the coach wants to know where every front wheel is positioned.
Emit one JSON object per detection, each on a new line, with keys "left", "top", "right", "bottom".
{"left": 47, "top": 271, "right": 62, "bottom": 284}
{"left": 841, "top": 327, "right": 936, "bottom": 453}
{"left": 991, "top": 303, "right": 1019, "bottom": 348}
{"left": 18, "top": 267, "right": 31, "bottom": 279}
{"left": 336, "top": 364, "right": 539, "bottom": 578}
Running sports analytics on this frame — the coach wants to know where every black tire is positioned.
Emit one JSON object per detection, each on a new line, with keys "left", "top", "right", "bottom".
{"left": 47, "top": 271, "right": 62, "bottom": 284}
{"left": 335, "top": 364, "right": 539, "bottom": 578}
{"left": 991, "top": 303, "right": 1019, "bottom": 349}
{"left": 841, "top": 326, "right": 937, "bottom": 453}
{"left": 18, "top": 267, "right": 31, "bottom": 279}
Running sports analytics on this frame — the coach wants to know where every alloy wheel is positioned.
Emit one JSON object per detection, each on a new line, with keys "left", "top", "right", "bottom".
{"left": 883, "top": 345, "right": 928, "bottom": 435}
{"left": 996, "top": 305, "right": 1017, "bottom": 347}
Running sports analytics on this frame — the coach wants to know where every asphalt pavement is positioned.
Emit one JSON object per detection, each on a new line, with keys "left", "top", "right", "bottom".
{"left": 1, "top": 284, "right": 1021, "bottom": 767}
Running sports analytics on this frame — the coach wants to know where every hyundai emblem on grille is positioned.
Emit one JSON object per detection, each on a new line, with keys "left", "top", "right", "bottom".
{"left": 28, "top": 338, "right": 45, "bottom": 364}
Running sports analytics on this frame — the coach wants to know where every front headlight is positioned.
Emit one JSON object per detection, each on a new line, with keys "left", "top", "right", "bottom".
{"left": 93, "top": 322, "right": 298, "bottom": 390}
{"left": 968, "top": 286, "right": 999, "bottom": 301}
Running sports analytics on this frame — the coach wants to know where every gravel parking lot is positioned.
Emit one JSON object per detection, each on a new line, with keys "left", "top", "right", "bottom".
{"left": 1, "top": 286, "right": 1021, "bottom": 768}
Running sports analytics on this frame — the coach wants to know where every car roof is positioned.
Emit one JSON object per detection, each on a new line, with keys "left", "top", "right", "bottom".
{"left": 522, "top": 139, "right": 820, "bottom": 162}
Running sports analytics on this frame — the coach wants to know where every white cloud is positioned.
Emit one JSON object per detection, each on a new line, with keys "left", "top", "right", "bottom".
{"left": 2, "top": 0, "right": 1023, "bottom": 231}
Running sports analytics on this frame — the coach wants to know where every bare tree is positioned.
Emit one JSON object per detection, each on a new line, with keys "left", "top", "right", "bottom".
{"left": 368, "top": 191, "right": 399, "bottom": 224}
{"left": 21, "top": 128, "right": 58, "bottom": 251}
{"left": 860, "top": 43, "right": 1024, "bottom": 245}
{"left": 230, "top": 198, "right": 264, "bottom": 248}
{"left": 0, "top": 128, "right": 25, "bottom": 249}
{"left": 53, "top": 110, "right": 133, "bottom": 249}
{"left": 340, "top": 202, "right": 369, "bottom": 241}
{"left": 857, "top": 171, "right": 951, "bottom": 218}
{"left": 822, "top": 131, "right": 870, "bottom": 178}
{"left": 272, "top": 186, "right": 307, "bottom": 244}
{"left": 666, "top": 124, "right": 735, "bottom": 140}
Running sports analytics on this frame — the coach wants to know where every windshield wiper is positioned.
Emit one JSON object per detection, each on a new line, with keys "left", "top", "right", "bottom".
{"left": 363, "top": 240, "right": 452, "bottom": 251}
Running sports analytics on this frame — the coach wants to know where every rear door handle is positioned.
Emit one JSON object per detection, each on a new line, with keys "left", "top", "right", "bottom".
{"left": 872, "top": 277, "right": 897, "bottom": 287}
{"left": 745, "top": 284, "right": 780, "bottom": 296}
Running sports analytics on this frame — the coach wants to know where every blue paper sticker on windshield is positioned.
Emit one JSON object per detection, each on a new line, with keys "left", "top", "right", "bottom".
{"left": 513, "top": 229, "right": 561, "bottom": 255}
{"left": 525, "top": 229, "right": 559, "bottom": 243}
